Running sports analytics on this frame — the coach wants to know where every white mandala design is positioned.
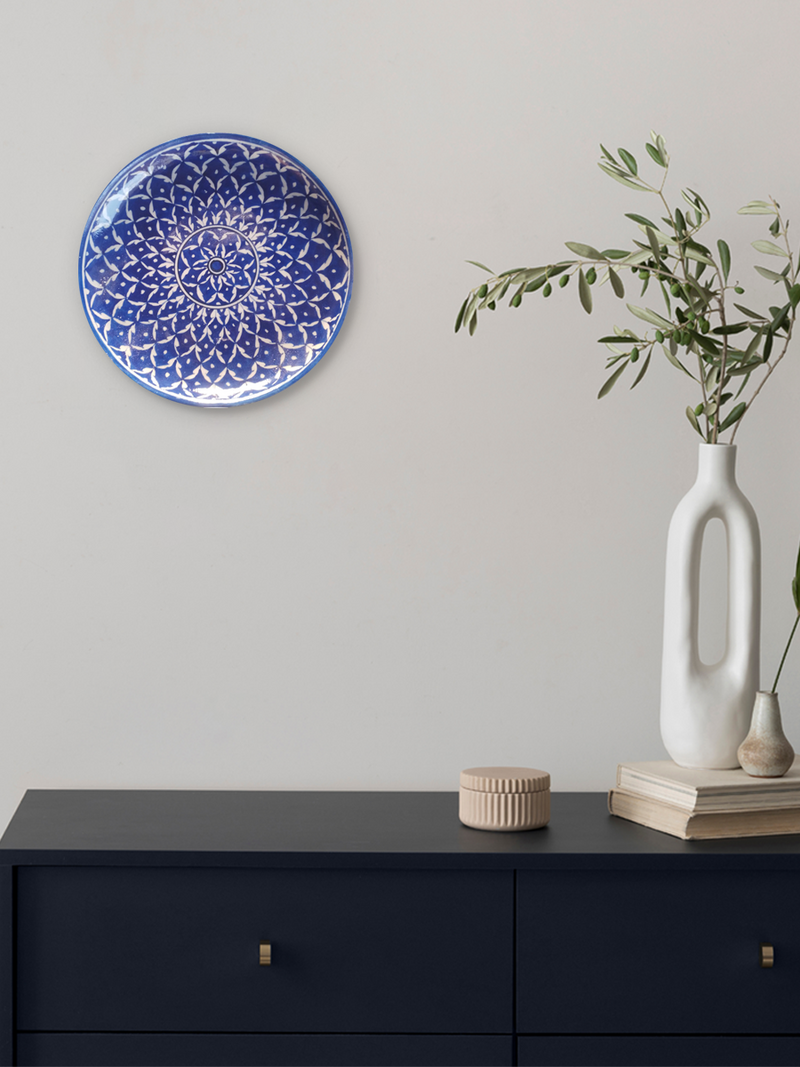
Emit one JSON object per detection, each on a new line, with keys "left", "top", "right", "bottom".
{"left": 79, "top": 135, "right": 352, "bottom": 406}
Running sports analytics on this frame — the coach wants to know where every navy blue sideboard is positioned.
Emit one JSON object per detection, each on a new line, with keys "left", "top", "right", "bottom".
{"left": 2, "top": 790, "right": 800, "bottom": 1066}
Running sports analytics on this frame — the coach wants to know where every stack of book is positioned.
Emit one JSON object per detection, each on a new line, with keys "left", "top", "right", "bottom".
{"left": 608, "top": 757, "right": 800, "bottom": 840}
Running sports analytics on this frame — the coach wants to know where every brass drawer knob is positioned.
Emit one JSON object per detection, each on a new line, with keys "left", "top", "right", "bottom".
{"left": 259, "top": 941, "right": 272, "bottom": 966}
{"left": 760, "top": 943, "right": 774, "bottom": 968}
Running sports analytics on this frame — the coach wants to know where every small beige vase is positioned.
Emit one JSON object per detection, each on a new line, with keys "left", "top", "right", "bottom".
{"left": 737, "top": 691, "right": 795, "bottom": 778}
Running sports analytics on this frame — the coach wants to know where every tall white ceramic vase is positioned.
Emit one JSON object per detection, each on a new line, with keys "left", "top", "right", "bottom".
{"left": 660, "top": 443, "right": 760, "bottom": 768}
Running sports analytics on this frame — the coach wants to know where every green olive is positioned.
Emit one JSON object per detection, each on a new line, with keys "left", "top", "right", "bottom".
{"left": 543, "top": 282, "right": 552, "bottom": 297}
{"left": 559, "top": 275, "right": 569, "bottom": 288}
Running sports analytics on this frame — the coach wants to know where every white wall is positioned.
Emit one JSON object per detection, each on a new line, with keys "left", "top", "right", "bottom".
{"left": 2, "top": 0, "right": 799, "bottom": 827}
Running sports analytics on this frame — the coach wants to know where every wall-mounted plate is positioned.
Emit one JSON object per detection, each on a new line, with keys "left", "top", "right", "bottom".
{"left": 79, "top": 134, "right": 352, "bottom": 406}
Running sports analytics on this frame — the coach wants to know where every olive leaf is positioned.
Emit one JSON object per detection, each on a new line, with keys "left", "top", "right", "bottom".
{"left": 462, "top": 292, "right": 480, "bottom": 331}
{"left": 630, "top": 349, "right": 652, "bottom": 387}
{"left": 645, "top": 143, "right": 666, "bottom": 167}
{"left": 578, "top": 268, "right": 592, "bottom": 314}
{"left": 690, "top": 331, "right": 721, "bottom": 356}
{"left": 738, "top": 201, "right": 775, "bottom": 215}
{"left": 598, "top": 163, "right": 650, "bottom": 192}
{"left": 597, "top": 362, "right": 627, "bottom": 398}
{"left": 497, "top": 267, "right": 532, "bottom": 277}
{"left": 743, "top": 327, "right": 764, "bottom": 359}
{"left": 717, "top": 402, "right": 747, "bottom": 432}
{"left": 454, "top": 298, "right": 467, "bottom": 333}
{"left": 685, "top": 405, "right": 704, "bottom": 437}
{"left": 627, "top": 304, "right": 673, "bottom": 330}
{"left": 734, "top": 302, "right": 768, "bottom": 320}
{"left": 617, "top": 148, "right": 638, "bottom": 175}
{"left": 717, "top": 240, "right": 731, "bottom": 282}
{"left": 608, "top": 268, "right": 625, "bottom": 298}
{"left": 754, "top": 265, "right": 785, "bottom": 283}
{"left": 711, "top": 322, "right": 749, "bottom": 336}
{"left": 662, "top": 345, "right": 697, "bottom": 379}
{"left": 645, "top": 227, "right": 662, "bottom": 263}
{"left": 685, "top": 188, "right": 710, "bottom": 215}
{"left": 542, "top": 263, "right": 571, "bottom": 279}
{"left": 683, "top": 247, "right": 715, "bottom": 266}
{"left": 506, "top": 268, "right": 548, "bottom": 285}
{"left": 763, "top": 329, "right": 774, "bottom": 362}
{"left": 620, "top": 250, "right": 655, "bottom": 267}
{"left": 769, "top": 303, "right": 791, "bottom": 333}
{"left": 625, "top": 212, "right": 659, "bottom": 229}
{"left": 752, "top": 240, "right": 789, "bottom": 257}
{"left": 565, "top": 242, "right": 602, "bottom": 259}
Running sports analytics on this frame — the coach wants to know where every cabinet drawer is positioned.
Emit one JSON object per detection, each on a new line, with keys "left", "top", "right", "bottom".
{"left": 517, "top": 1035, "right": 800, "bottom": 1067}
{"left": 517, "top": 871, "right": 800, "bottom": 1033}
{"left": 17, "top": 866, "right": 512, "bottom": 1034}
{"left": 17, "top": 1032, "right": 513, "bottom": 1067}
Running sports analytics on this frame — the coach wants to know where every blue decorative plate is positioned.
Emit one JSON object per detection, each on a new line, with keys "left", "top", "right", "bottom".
{"left": 79, "top": 134, "right": 352, "bottom": 406}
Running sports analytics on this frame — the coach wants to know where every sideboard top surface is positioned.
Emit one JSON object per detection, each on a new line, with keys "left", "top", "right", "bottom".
{"left": 3, "top": 790, "right": 800, "bottom": 870}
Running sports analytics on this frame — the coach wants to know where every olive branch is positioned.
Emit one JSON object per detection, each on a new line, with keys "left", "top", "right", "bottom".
{"left": 455, "top": 132, "right": 800, "bottom": 443}
{"left": 771, "top": 537, "right": 800, "bottom": 694}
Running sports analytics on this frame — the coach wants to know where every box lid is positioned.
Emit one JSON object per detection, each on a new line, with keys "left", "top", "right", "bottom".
{"left": 460, "top": 767, "right": 550, "bottom": 794}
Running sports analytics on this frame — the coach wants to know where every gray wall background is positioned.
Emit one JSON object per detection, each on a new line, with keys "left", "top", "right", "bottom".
{"left": 2, "top": 0, "right": 799, "bottom": 827}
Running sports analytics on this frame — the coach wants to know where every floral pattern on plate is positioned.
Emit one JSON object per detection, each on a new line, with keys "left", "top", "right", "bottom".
{"left": 79, "top": 134, "right": 352, "bottom": 406}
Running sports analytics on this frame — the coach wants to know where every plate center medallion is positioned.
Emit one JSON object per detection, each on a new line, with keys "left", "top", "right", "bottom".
{"left": 176, "top": 225, "right": 259, "bottom": 308}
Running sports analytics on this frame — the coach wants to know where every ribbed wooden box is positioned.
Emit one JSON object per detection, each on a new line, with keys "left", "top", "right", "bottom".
{"left": 459, "top": 767, "right": 550, "bottom": 832}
